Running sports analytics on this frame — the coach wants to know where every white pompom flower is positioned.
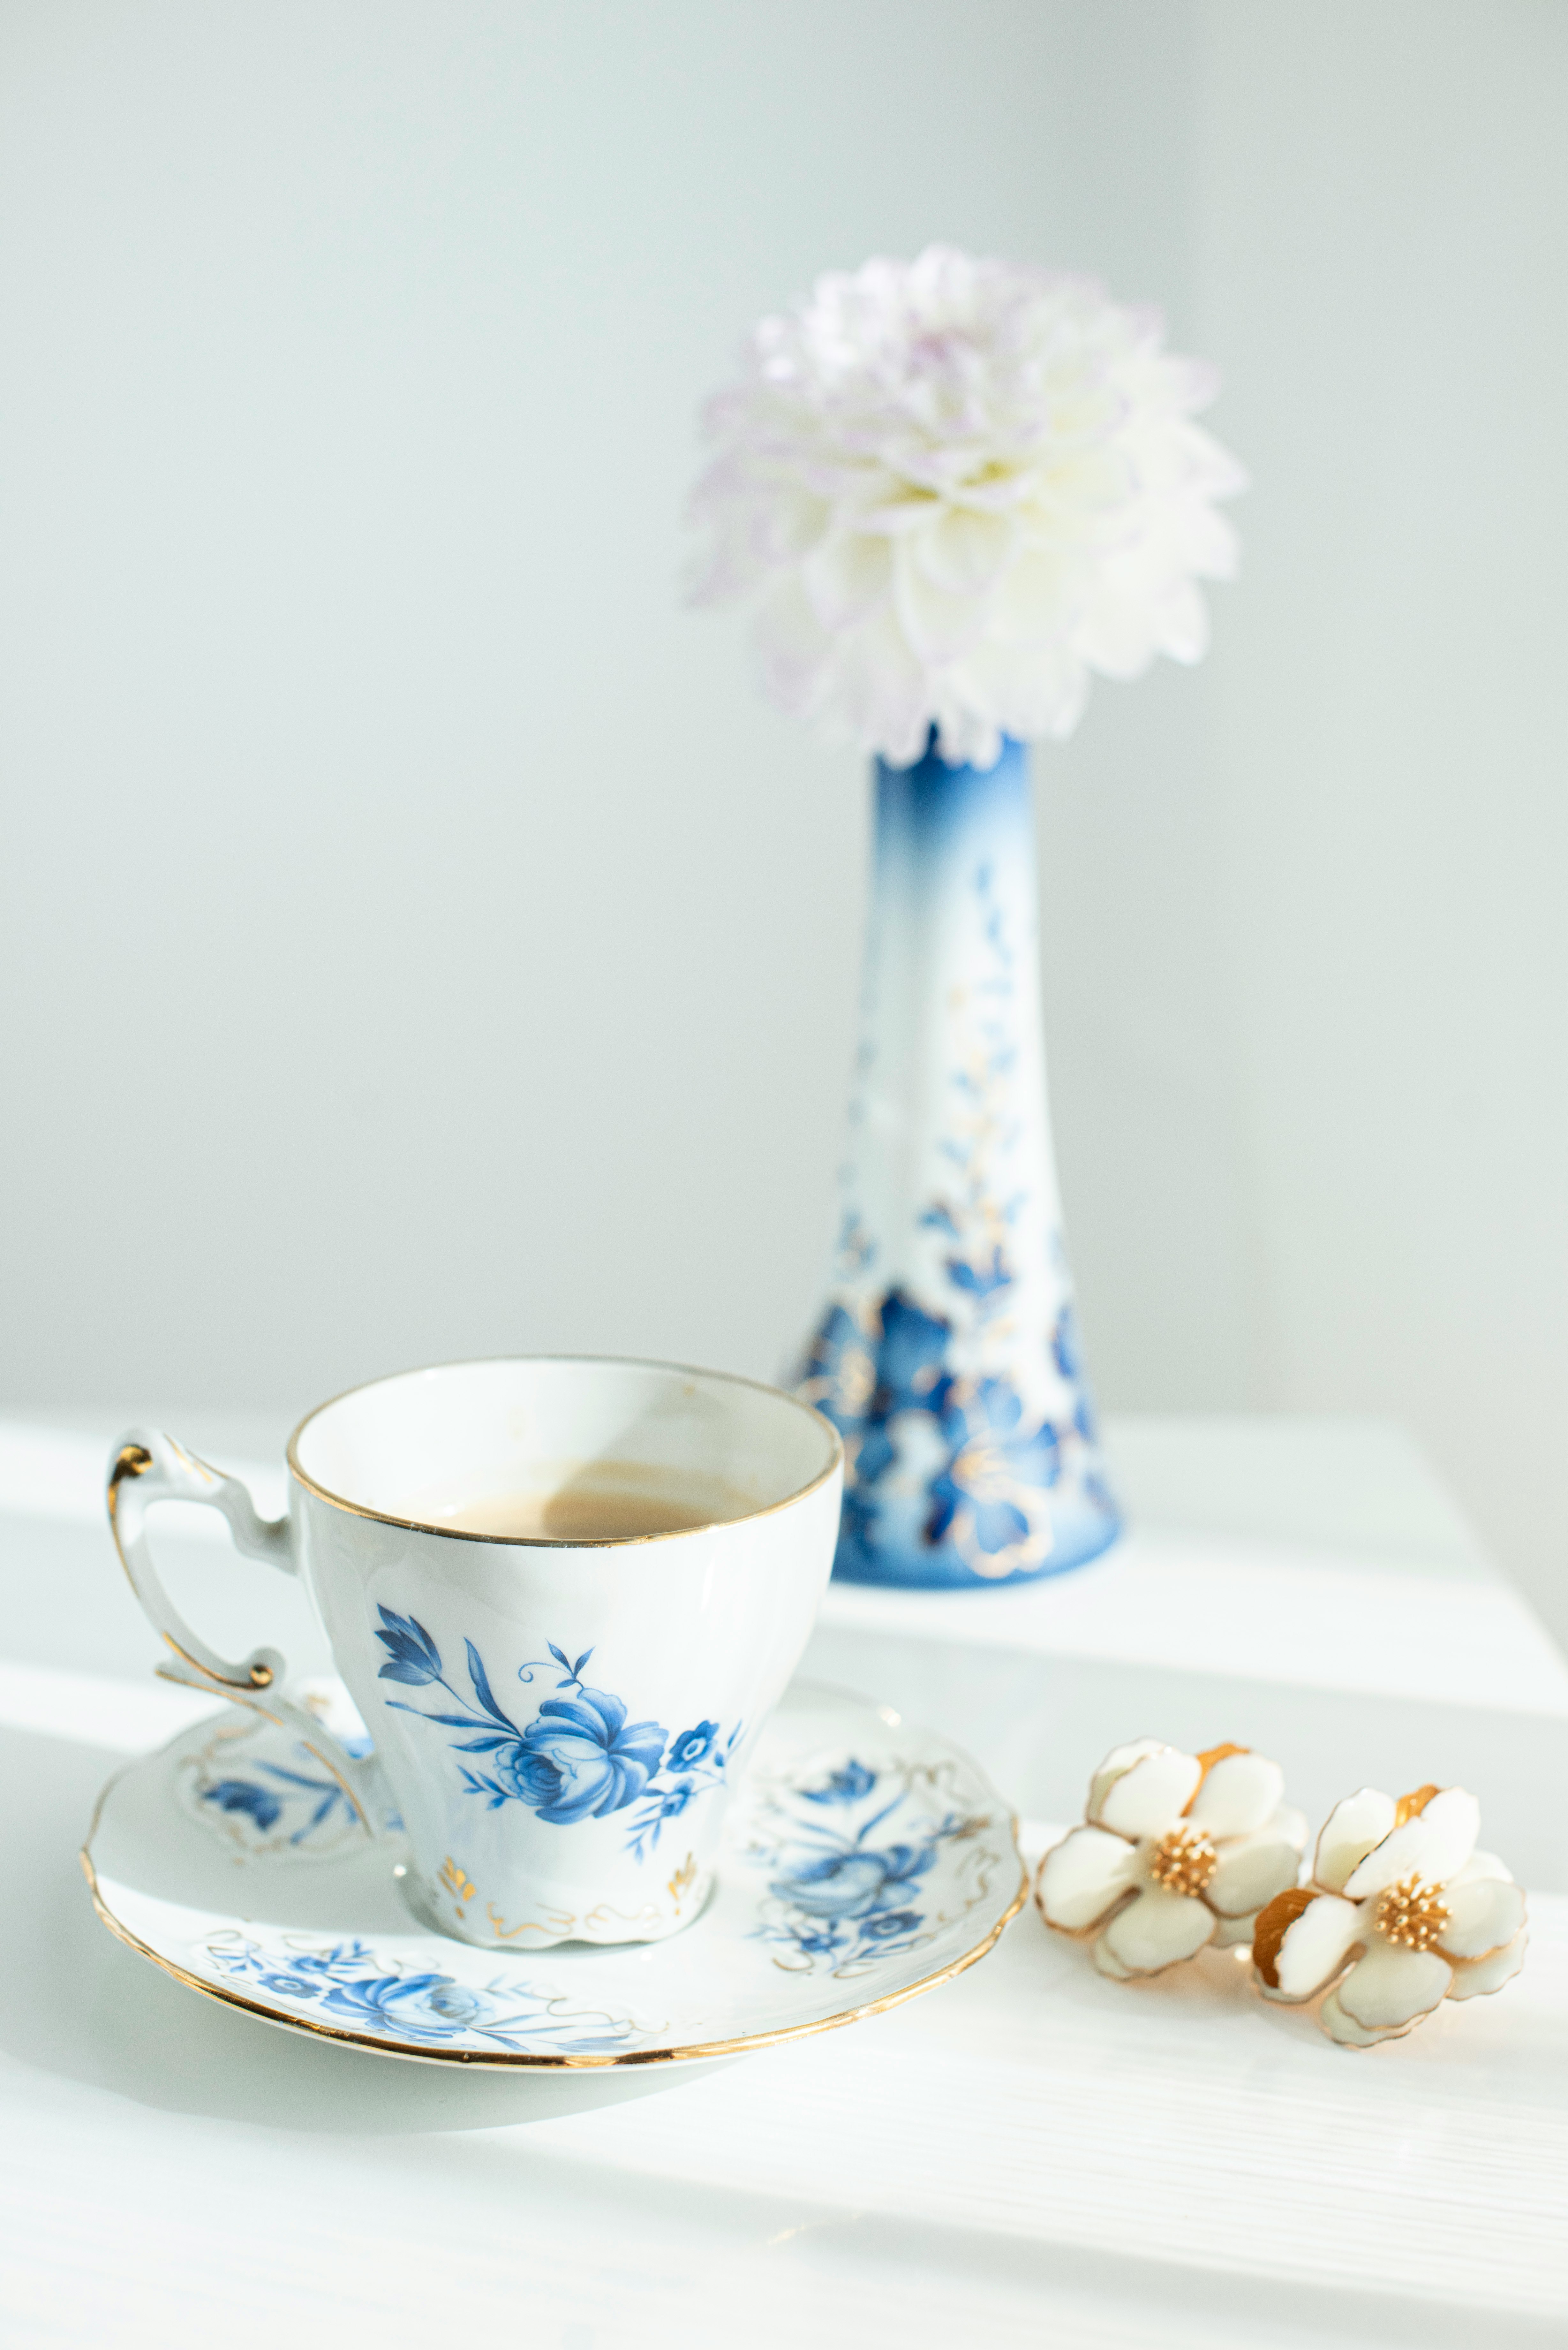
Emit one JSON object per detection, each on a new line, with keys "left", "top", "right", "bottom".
{"left": 1252, "top": 1784, "right": 1528, "bottom": 2048}
{"left": 690, "top": 245, "right": 1244, "bottom": 769}
{"left": 1037, "top": 1740, "right": 1307, "bottom": 1980}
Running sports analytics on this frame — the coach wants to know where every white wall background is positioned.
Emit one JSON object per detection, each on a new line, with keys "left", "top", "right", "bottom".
{"left": 2, "top": 1, "right": 1564, "bottom": 1635}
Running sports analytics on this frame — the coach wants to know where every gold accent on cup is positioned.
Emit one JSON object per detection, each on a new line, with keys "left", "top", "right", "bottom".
{"left": 283, "top": 1354, "right": 843, "bottom": 1549}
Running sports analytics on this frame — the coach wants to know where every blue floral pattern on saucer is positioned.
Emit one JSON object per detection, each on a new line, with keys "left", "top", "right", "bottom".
{"left": 176, "top": 1712, "right": 395, "bottom": 1860}
{"left": 747, "top": 1750, "right": 1005, "bottom": 1980}
{"left": 205, "top": 1933, "right": 641, "bottom": 2055}
{"left": 90, "top": 1682, "right": 1025, "bottom": 2066}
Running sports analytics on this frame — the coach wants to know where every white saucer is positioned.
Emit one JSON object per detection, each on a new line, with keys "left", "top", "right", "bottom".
{"left": 82, "top": 1681, "right": 1025, "bottom": 2068}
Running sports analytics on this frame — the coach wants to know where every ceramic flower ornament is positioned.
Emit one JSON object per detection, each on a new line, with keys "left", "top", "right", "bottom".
{"left": 1037, "top": 1740, "right": 1307, "bottom": 1978}
{"left": 1251, "top": 1785, "right": 1527, "bottom": 2047}
{"left": 690, "top": 244, "right": 1244, "bottom": 768}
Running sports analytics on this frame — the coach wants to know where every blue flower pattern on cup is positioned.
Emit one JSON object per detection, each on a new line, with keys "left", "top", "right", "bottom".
{"left": 800, "top": 846, "right": 1108, "bottom": 1586}
{"left": 205, "top": 1933, "right": 641, "bottom": 2055}
{"left": 375, "top": 1608, "right": 740, "bottom": 1860}
{"left": 749, "top": 1753, "right": 992, "bottom": 1977}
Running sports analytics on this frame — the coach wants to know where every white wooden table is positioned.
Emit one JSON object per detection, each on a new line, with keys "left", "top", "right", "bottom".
{"left": 1, "top": 1411, "right": 1564, "bottom": 2347}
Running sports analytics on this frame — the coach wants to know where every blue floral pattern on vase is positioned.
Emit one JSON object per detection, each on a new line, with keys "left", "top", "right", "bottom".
{"left": 745, "top": 1749, "right": 1004, "bottom": 1979}
{"left": 799, "top": 734, "right": 1119, "bottom": 1589}
{"left": 204, "top": 1932, "right": 643, "bottom": 2055}
{"left": 375, "top": 1608, "right": 741, "bottom": 1861}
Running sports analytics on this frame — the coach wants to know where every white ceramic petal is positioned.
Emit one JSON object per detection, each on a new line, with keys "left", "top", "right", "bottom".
{"left": 1086, "top": 1739, "right": 1165, "bottom": 1816}
{"left": 1100, "top": 1884, "right": 1215, "bottom": 1974}
{"left": 1211, "top": 1913, "right": 1255, "bottom": 1949}
{"left": 1335, "top": 1940, "right": 1451, "bottom": 2031}
{"left": 1188, "top": 1751, "right": 1283, "bottom": 1839}
{"left": 1453, "top": 1850, "right": 1513, "bottom": 1887}
{"left": 1438, "top": 1877, "right": 1527, "bottom": 1961}
{"left": 1091, "top": 1935, "right": 1135, "bottom": 1981}
{"left": 1446, "top": 1929, "right": 1528, "bottom": 2000}
{"left": 1091, "top": 1748, "right": 1201, "bottom": 1840}
{"left": 1205, "top": 1831, "right": 1303, "bottom": 1920}
{"left": 1266, "top": 1892, "right": 1363, "bottom": 2000}
{"left": 1342, "top": 1789, "right": 1481, "bottom": 1903}
{"left": 1313, "top": 1788, "right": 1397, "bottom": 1893}
{"left": 1037, "top": 1826, "right": 1143, "bottom": 1933}
{"left": 1319, "top": 1990, "right": 1408, "bottom": 2049}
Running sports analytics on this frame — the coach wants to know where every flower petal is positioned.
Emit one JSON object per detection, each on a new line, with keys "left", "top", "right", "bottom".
{"left": 803, "top": 532, "right": 893, "bottom": 630}
{"left": 1188, "top": 1751, "right": 1284, "bottom": 1839}
{"left": 1313, "top": 1787, "right": 1396, "bottom": 1893}
{"left": 1453, "top": 1849, "right": 1513, "bottom": 1887}
{"left": 894, "top": 543, "right": 987, "bottom": 663}
{"left": 1342, "top": 1788, "right": 1481, "bottom": 1902}
{"left": 1335, "top": 1940, "right": 1451, "bottom": 2031}
{"left": 1091, "top": 1935, "right": 1135, "bottom": 1980}
{"left": 917, "top": 507, "right": 1016, "bottom": 596}
{"left": 1089, "top": 1747, "right": 1201, "bottom": 1840}
{"left": 990, "top": 544, "right": 1078, "bottom": 639}
{"left": 1255, "top": 1891, "right": 1363, "bottom": 2000}
{"left": 1437, "top": 1876, "right": 1526, "bottom": 1961}
{"left": 1318, "top": 1990, "right": 1410, "bottom": 2048}
{"left": 1205, "top": 1829, "right": 1303, "bottom": 1920}
{"left": 1086, "top": 1739, "right": 1163, "bottom": 1809}
{"left": 1446, "top": 1929, "right": 1528, "bottom": 2000}
{"left": 1100, "top": 1884, "right": 1214, "bottom": 1974}
{"left": 1036, "top": 1825, "right": 1142, "bottom": 1934}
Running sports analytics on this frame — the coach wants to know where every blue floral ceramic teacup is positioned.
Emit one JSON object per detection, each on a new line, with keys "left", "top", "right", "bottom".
{"left": 108, "top": 1357, "right": 843, "bottom": 1947}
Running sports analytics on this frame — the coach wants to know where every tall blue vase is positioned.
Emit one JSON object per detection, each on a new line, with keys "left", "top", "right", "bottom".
{"left": 798, "top": 734, "right": 1120, "bottom": 1589}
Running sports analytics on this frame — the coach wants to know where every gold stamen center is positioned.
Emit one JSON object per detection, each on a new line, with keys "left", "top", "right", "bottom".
{"left": 1375, "top": 1873, "right": 1449, "bottom": 1951}
{"left": 1149, "top": 1824, "right": 1218, "bottom": 1898}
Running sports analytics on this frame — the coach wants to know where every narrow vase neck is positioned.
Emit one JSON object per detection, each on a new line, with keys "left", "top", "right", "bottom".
{"left": 873, "top": 737, "right": 1032, "bottom": 870}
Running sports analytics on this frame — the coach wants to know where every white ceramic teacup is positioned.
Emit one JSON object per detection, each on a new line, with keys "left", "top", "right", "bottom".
{"left": 108, "top": 1357, "right": 843, "bottom": 1949}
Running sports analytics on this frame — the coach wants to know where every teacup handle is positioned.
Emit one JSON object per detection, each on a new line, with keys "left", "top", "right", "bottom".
{"left": 107, "top": 1427, "right": 378, "bottom": 1829}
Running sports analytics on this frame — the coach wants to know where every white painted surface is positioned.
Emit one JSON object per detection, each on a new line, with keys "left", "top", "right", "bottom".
{"left": 0, "top": 1412, "right": 1564, "bottom": 2340}
{"left": 821, "top": 1533, "right": 1568, "bottom": 1715}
